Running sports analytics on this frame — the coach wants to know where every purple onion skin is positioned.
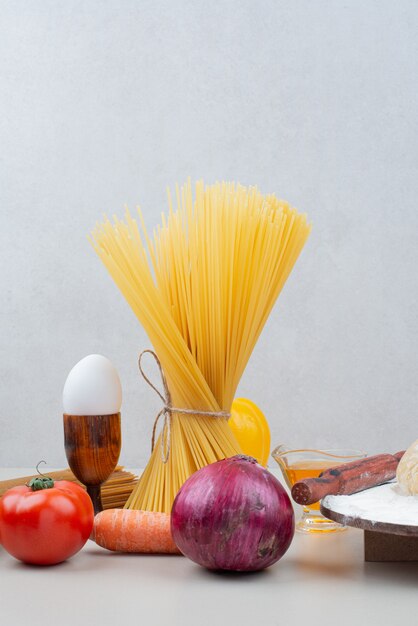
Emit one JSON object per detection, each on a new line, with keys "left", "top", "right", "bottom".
{"left": 171, "top": 455, "right": 295, "bottom": 572}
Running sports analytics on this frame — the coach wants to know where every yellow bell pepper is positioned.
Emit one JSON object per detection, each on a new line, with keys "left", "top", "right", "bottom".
{"left": 229, "top": 398, "right": 271, "bottom": 467}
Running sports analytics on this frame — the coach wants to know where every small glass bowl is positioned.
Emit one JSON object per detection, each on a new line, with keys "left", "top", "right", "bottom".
{"left": 272, "top": 445, "right": 367, "bottom": 533}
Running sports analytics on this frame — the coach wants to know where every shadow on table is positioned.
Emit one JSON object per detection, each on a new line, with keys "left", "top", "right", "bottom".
{"left": 85, "top": 544, "right": 272, "bottom": 581}
{"left": 289, "top": 528, "right": 418, "bottom": 588}
{"left": 362, "top": 560, "right": 418, "bottom": 588}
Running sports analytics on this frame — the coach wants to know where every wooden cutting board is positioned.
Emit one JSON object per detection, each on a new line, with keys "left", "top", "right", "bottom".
{"left": 321, "top": 482, "right": 418, "bottom": 562}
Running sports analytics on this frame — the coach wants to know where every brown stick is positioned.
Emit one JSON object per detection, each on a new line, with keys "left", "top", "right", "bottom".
{"left": 291, "top": 450, "right": 405, "bottom": 506}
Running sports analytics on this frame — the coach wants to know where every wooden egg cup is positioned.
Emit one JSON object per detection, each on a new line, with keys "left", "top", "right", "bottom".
{"left": 63, "top": 413, "right": 121, "bottom": 514}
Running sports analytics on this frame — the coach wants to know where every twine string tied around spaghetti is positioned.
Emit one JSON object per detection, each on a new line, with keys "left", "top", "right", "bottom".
{"left": 138, "top": 350, "right": 231, "bottom": 463}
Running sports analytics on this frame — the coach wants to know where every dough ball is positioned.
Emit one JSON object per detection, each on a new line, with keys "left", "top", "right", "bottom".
{"left": 396, "top": 439, "right": 418, "bottom": 495}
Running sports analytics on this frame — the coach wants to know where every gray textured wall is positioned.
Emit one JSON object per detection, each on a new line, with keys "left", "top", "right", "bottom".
{"left": 1, "top": 0, "right": 417, "bottom": 468}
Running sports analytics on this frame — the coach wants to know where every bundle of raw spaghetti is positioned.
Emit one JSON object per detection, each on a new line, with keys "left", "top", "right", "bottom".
{"left": 90, "top": 180, "right": 311, "bottom": 513}
{"left": 0, "top": 467, "right": 138, "bottom": 509}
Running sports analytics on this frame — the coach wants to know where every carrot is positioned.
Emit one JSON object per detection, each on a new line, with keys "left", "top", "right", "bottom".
{"left": 93, "top": 508, "right": 181, "bottom": 554}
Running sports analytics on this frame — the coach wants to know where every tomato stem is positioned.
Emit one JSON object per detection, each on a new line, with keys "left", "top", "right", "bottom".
{"left": 35, "top": 460, "right": 48, "bottom": 476}
{"left": 27, "top": 461, "right": 55, "bottom": 491}
{"left": 28, "top": 476, "right": 55, "bottom": 490}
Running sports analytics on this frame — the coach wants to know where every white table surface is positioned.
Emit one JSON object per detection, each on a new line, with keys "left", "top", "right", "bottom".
{"left": 1, "top": 468, "right": 417, "bottom": 626}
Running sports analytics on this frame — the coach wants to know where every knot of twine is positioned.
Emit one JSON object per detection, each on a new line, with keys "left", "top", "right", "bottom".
{"left": 138, "top": 350, "right": 231, "bottom": 463}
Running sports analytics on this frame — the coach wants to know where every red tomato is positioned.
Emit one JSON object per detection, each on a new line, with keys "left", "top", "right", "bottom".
{"left": 0, "top": 479, "right": 94, "bottom": 565}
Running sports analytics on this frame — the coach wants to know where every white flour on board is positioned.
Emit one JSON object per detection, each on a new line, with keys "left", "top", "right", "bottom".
{"left": 322, "top": 481, "right": 418, "bottom": 527}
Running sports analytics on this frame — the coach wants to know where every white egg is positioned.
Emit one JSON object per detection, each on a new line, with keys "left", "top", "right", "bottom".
{"left": 63, "top": 354, "right": 122, "bottom": 415}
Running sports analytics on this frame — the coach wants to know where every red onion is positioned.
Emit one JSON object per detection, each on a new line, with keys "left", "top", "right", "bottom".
{"left": 171, "top": 455, "right": 295, "bottom": 571}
